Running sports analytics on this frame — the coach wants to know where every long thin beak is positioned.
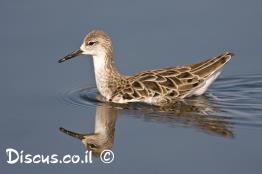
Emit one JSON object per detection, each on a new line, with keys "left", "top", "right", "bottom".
{"left": 59, "top": 127, "right": 85, "bottom": 140}
{"left": 58, "top": 49, "right": 83, "bottom": 63}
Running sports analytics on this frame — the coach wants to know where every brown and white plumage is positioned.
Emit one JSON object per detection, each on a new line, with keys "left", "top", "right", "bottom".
{"left": 111, "top": 52, "right": 233, "bottom": 105}
{"left": 59, "top": 30, "right": 233, "bottom": 106}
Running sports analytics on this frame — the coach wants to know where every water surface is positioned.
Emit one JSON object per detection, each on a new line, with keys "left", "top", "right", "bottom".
{"left": 63, "top": 74, "right": 262, "bottom": 135}
{"left": 1, "top": 0, "right": 262, "bottom": 173}
{"left": 55, "top": 74, "right": 262, "bottom": 173}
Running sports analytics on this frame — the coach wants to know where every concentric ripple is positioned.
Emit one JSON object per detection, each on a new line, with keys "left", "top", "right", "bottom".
{"left": 62, "top": 74, "right": 262, "bottom": 131}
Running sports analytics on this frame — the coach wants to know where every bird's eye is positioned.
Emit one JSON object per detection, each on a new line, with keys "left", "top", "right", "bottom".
{"left": 87, "top": 41, "right": 96, "bottom": 46}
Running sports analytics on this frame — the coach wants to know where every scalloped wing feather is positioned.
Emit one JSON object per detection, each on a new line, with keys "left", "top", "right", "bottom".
{"left": 111, "top": 52, "right": 233, "bottom": 103}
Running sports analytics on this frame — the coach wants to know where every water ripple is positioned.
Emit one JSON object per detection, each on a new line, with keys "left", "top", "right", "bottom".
{"left": 62, "top": 74, "right": 262, "bottom": 132}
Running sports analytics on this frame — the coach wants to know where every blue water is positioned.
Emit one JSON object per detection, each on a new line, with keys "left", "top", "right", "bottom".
{"left": 56, "top": 74, "right": 262, "bottom": 173}
{"left": 1, "top": 0, "right": 262, "bottom": 173}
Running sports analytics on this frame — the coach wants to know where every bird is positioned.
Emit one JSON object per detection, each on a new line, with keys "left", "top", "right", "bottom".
{"left": 58, "top": 30, "right": 233, "bottom": 106}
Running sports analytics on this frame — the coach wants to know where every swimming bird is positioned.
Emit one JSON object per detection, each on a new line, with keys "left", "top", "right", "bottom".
{"left": 58, "top": 30, "right": 233, "bottom": 105}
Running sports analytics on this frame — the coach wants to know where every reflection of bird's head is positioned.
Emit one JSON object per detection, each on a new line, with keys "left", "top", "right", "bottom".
{"left": 59, "top": 127, "right": 114, "bottom": 156}
{"left": 60, "top": 105, "right": 118, "bottom": 156}
{"left": 82, "top": 133, "right": 114, "bottom": 156}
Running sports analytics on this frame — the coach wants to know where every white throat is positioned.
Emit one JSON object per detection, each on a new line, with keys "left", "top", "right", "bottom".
{"left": 92, "top": 53, "right": 112, "bottom": 99}
{"left": 93, "top": 54, "right": 107, "bottom": 75}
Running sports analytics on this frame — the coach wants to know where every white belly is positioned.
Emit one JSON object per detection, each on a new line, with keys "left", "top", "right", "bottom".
{"left": 192, "top": 71, "right": 221, "bottom": 96}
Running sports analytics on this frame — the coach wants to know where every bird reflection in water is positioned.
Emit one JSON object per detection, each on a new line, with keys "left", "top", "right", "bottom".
{"left": 60, "top": 106, "right": 117, "bottom": 156}
{"left": 60, "top": 94, "right": 234, "bottom": 156}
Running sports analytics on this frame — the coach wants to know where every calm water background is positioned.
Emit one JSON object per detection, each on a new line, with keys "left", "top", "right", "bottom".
{"left": 1, "top": 0, "right": 262, "bottom": 173}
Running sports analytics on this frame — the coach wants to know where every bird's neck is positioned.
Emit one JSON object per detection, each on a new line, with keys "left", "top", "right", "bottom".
{"left": 92, "top": 51, "right": 123, "bottom": 100}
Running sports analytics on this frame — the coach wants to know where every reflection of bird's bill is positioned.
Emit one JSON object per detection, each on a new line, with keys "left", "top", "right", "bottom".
{"left": 59, "top": 94, "right": 233, "bottom": 158}
{"left": 59, "top": 105, "right": 118, "bottom": 157}
{"left": 59, "top": 127, "right": 85, "bottom": 140}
